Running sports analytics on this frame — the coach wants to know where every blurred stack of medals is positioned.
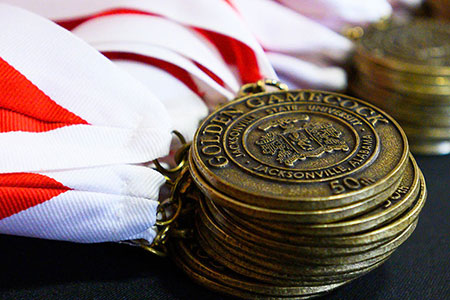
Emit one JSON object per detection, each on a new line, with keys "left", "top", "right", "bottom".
{"left": 349, "top": 19, "right": 450, "bottom": 155}
{"left": 168, "top": 88, "right": 427, "bottom": 299}
{"left": 429, "top": 0, "right": 450, "bottom": 19}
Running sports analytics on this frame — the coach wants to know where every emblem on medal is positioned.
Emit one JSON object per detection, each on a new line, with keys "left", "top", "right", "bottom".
{"left": 256, "top": 115, "right": 350, "bottom": 166}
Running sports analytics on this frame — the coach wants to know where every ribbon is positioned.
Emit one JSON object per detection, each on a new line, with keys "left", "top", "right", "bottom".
{"left": 276, "top": 0, "right": 393, "bottom": 30}
{"left": 3, "top": 0, "right": 421, "bottom": 92}
{"left": 0, "top": 4, "right": 172, "bottom": 243}
{"left": 73, "top": 13, "right": 238, "bottom": 101}
{"left": 2, "top": 0, "right": 278, "bottom": 137}
{"left": 0, "top": 1, "right": 276, "bottom": 244}
{"left": 1, "top": 0, "right": 276, "bottom": 84}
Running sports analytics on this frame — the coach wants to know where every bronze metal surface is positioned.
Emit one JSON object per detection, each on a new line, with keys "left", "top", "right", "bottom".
{"left": 191, "top": 90, "right": 409, "bottom": 211}
{"left": 197, "top": 218, "right": 395, "bottom": 278}
{"left": 354, "top": 57, "right": 450, "bottom": 87}
{"left": 356, "top": 19, "right": 450, "bottom": 75}
{"left": 167, "top": 83, "right": 428, "bottom": 299}
{"left": 196, "top": 167, "right": 426, "bottom": 247}
{"left": 230, "top": 154, "right": 420, "bottom": 236}
{"left": 190, "top": 155, "right": 402, "bottom": 223}
{"left": 197, "top": 216, "right": 416, "bottom": 271}
{"left": 349, "top": 78, "right": 450, "bottom": 127}
{"left": 351, "top": 22, "right": 450, "bottom": 157}
{"left": 169, "top": 237, "right": 339, "bottom": 299}
{"left": 198, "top": 195, "right": 395, "bottom": 258}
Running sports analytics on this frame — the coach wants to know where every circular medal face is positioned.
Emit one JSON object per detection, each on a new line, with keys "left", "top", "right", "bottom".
{"left": 358, "top": 20, "right": 450, "bottom": 75}
{"left": 191, "top": 90, "right": 408, "bottom": 210}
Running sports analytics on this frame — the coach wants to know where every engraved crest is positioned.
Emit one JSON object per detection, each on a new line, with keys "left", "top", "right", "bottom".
{"left": 255, "top": 115, "right": 349, "bottom": 167}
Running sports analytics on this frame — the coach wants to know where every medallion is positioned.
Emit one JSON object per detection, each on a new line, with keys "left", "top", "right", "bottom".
{"left": 192, "top": 90, "right": 408, "bottom": 210}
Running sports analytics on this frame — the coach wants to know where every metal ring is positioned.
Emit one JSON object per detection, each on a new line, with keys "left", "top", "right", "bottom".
{"left": 174, "top": 143, "right": 191, "bottom": 166}
{"left": 172, "top": 130, "right": 187, "bottom": 144}
{"left": 156, "top": 193, "right": 182, "bottom": 226}
{"left": 237, "top": 82, "right": 265, "bottom": 97}
{"left": 155, "top": 167, "right": 187, "bottom": 226}
{"left": 141, "top": 225, "right": 172, "bottom": 256}
{"left": 140, "top": 244, "right": 167, "bottom": 257}
{"left": 238, "top": 79, "right": 288, "bottom": 97}
{"left": 152, "top": 130, "right": 188, "bottom": 176}
{"left": 154, "top": 225, "right": 171, "bottom": 244}
{"left": 257, "top": 79, "right": 289, "bottom": 91}
{"left": 153, "top": 158, "right": 186, "bottom": 175}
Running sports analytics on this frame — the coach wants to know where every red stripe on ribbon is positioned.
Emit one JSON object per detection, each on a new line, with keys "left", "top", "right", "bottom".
{"left": 0, "top": 58, "right": 88, "bottom": 133}
{"left": 223, "top": 0, "right": 239, "bottom": 13}
{"left": 103, "top": 51, "right": 204, "bottom": 97}
{"left": 0, "top": 173, "right": 70, "bottom": 220}
{"left": 56, "top": 8, "right": 263, "bottom": 84}
{"left": 193, "top": 62, "right": 225, "bottom": 87}
{"left": 194, "top": 28, "right": 262, "bottom": 83}
{"left": 57, "top": 16, "right": 89, "bottom": 31}
{"left": 0, "top": 109, "right": 84, "bottom": 132}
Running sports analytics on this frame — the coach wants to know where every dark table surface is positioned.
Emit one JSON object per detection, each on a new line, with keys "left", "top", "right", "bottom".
{"left": 0, "top": 155, "right": 449, "bottom": 300}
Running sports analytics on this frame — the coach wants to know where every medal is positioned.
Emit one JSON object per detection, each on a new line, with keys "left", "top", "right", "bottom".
{"left": 350, "top": 19, "right": 450, "bottom": 155}
{"left": 144, "top": 80, "right": 427, "bottom": 299}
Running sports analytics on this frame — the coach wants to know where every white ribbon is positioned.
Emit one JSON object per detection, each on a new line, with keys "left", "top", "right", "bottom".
{"left": 233, "top": 0, "right": 353, "bottom": 61}
{"left": 0, "top": 5, "right": 173, "bottom": 171}
{"left": 0, "top": 4, "right": 172, "bottom": 243}
{"left": 114, "top": 60, "right": 208, "bottom": 141}
{"left": 72, "top": 14, "right": 240, "bottom": 94}
{"left": 1, "top": 0, "right": 277, "bottom": 81}
{"left": 277, "top": 0, "right": 393, "bottom": 30}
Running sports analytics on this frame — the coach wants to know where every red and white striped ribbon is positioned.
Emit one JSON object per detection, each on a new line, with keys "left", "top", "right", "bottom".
{"left": 2, "top": 0, "right": 276, "bottom": 85}
{"left": 3, "top": 0, "right": 278, "bottom": 136}
{"left": 0, "top": 4, "right": 173, "bottom": 243}
{"left": 3, "top": 0, "right": 418, "bottom": 92}
{"left": 0, "top": 1, "right": 275, "bottom": 243}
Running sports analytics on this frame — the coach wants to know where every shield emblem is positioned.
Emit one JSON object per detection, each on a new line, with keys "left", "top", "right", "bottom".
{"left": 256, "top": 115, "right": 349, "bottom": 167}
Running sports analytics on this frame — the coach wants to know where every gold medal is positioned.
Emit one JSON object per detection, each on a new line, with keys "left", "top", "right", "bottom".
{"left": 142, "top": 80, "right": 427, "bottom": 299}
{"left": 191, "top": 89, "right": 408, "bottom": 211}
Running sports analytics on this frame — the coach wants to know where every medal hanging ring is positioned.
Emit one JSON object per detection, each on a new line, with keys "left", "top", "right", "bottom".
{"left": 131, "top": 130, "right": 191, "bottom": 256}
{"left": 237, "top": 79, "right": 289, "bottom": 98}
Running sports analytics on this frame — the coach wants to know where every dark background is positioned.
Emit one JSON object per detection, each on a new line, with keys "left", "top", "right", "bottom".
{"left": 0, "top": 155, "right": 449, "bottom": 300}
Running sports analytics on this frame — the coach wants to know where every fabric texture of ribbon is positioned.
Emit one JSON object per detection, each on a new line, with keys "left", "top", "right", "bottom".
{"left": 0, "top": 4, "right": 172, "bottom": 243}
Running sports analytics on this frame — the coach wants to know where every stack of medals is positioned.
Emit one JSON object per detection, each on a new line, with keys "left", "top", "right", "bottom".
{"left": 429, "top": 0, "right": 450, "bottom": 19}
{"left": 168, "top": 87, "right": 427, "bottom": 299}
{"left": 349, "top": 19, "right": 450, "bottom": 155}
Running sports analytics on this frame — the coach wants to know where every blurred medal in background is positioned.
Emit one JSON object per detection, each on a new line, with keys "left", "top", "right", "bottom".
{"left": 349, "top": 18, "right": 450, "bottom": 155}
